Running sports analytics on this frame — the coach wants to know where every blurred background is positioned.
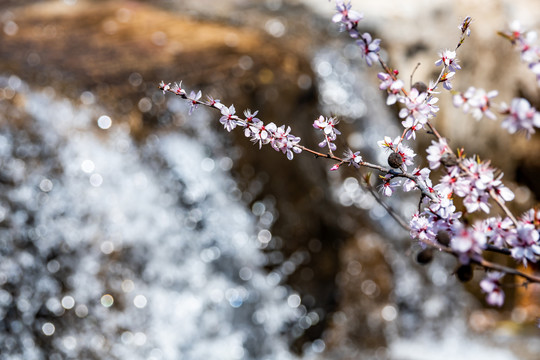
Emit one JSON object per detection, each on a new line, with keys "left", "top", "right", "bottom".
{"left": 0, "top": 0, "right": 539, "bottom": 359}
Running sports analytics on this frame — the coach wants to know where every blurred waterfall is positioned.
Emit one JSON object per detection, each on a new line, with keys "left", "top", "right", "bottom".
{"left": 0, "top": 77, "right": 309, "bottom": 359}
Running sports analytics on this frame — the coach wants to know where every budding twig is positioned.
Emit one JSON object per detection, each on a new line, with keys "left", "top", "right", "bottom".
{"left": 362, "top": 176, "right": 411, "bottom": 231}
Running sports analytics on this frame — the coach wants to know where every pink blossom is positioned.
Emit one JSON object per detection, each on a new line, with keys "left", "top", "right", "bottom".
{"left": 451, "top": 225, "right": 487, "bottom": 264}
{"left": 206, "top": 95, "right": 223, "bottom": 110}
{"left": 453, "top": 87, "right": 498, "bottom": 120}
{"left": 426, "top": 138, "right": 450, "bottom": 170}
{"left": 247, "top": 124, "right": 269, "bottom": 149}
{"left": 244, "top": 109, "right": 260, "bottom": 124}
{"left": 491, "top": 175, "right": 515, "bottom": 203}
{"left": 343, "top": 149, "right": 363, "bottom": 168}
{"left": 318, "top": 138, "right": 336, "bottom": 151}
{"left": 426, "top": 95, "right": 440, "bottom": 116}
{"left": 357, "top": 32, "right": 381, "bottom": 67}
{"left": 313, "top": 115, "right": 341, "bottom": 137}
{"left": 436, "top": 168, "right": 469, "bottom": 196}
{"left": 521, "top": 208, "right": 540, "bottom": 225}
{"left": 314, "top": 116, "right": 340, "bottom": 151}
{"left": 313, "top": 115, "right": 327, "bottom": 130}
{"left": 243, "top": 110, "right": 265, "bottom": 142}
{"left": 377, "top": 136, "right": 397, "bottom": 150}
{"left": 270, "top": 124, "right": 292, "bottom": 153}
{"left": 377, "top": 72, "right": 393, "bottom": 90}
{"left": 377, "top": 73, "right": 404, "bottom": 105}
{"left": 440, "top": 71, "right": 455, "bottom": 90}
{"left": 399, "top": 88, "right": 430, "bottom": 138}
{"left": 529, "top": 61, "right": 540, "bottom": 86}
{"left": 396, "top": 142, "right": 416, "bottom": 170}
{"left": 508, "top": 20, "right": 539, "bottom": 62}
{"left": 219, "top": 104, "right": 238, "bottom": 132}
{"left": 412, "top": 191, "right": 462, "bottom": 246}
{"left": 333, "top": 0, "right": 363, "bottom": 36}
{"left": 508, "top": 223, "right": 540, "bottom": 266}
{"left": 435, "top": 49, "right": 461, "bottom": 72}
{"left": 255, "top": 122, "right": 277, "bottom": 149}
{"left": 160, "top": 81, "right": 171, "bottom": 94}
{"left": 380, "top": 174, "right": 398, "bottom": 197}
{"left": 428, "top": 189, "right": 462, "bottom": 223}
{"left": 480, "top": 272, "right": 505, "bottom": 307}
{"left": 501, "top": 21, "right": 540, "bottom": 83}
{"left": 500, "top": 98, "right": 540, "bottom": 137}
{"left": 187, "top": 90, "right": 202, "bottom": 115}
{"left": 461, "top": 158, "right": 493, "bottom": 190}
{"left": 403, "top": 167, "right": 432, "bottom": 193}
{"left": 173, "top": 81, "right": 186, "bottom": 95}
{"left": 284, "top": 134, "right": 302, "bottom": 160}
{"left": 483, "top": 216, "right": 514, "bottom": 247}
{"left": 463, "top": 188, "right": 491, "bottom": 213}
{"left": 410, "top": 213, "right": 436, "bottom": 242}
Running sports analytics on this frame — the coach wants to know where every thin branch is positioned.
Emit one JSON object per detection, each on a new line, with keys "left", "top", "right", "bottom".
{"left": 489, "top": 188, "right": 519, "bottom": 225}
{"left": 410, "top": 62, "right": 421, "bottom": 89}
{"left": 485, "top": 244, "right": 511, "bottom": 255}
{"left": 475, "top": 258, "right": 540, "bottom": 284}
{"left": 416, "top": 238, "right": 540, "bottom": 284}
{"left": 363, "top": 176, "right": 411, "bottom": 231}
{"left": 296, "top": 145, "right": 437, "bottom": 201}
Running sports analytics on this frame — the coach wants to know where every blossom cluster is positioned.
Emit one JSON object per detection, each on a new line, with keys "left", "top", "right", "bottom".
{"left": 313, "top": 115, "right": 341, "bottom": 152}
{"left": 377, "top": 72, "right": 404, "bottom": 105}
{"left": 449, "top": 21, "right": 540, "bottom": 138}
{"left": 159, "top": 1, "right": 540, "bottom": 312}
{"left": 398, "top": 87, "right": 439, "bottom": 140}
{"left": 500, "top": 97, "right": 540, "bottom": 138}
{"left": 410, "top": 134, "right": 540, "bottom": 304}
{"left": 500, "top": 20, "right": 540, "bottom": 85}
{"left": 453, "top": 87, "right": 498, "bottom": 121}
{"left": 374, "top": 136, "right": 429, "bottom": 196}
{"left": 480, "top": 272, "right": 505, "bottom": 307}
{"left": 159, "top": 81, "right": 302, "bottom": 160}
{"left": 329, "top": 1, "right": 540, "bottom": 308}
{"left": 416, "top": 137, "right": 519, "bottom": 248}
{"left": 452, "top": 86, "right": 540, "bottom": 137}
{"left": 332, "top": 1, "right": 380, "bottom": 67}
{"left": 434, "top": 49, "right": 460, "bottom": 90}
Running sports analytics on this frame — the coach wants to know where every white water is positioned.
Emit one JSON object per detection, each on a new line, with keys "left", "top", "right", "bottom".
{"left": 0, "top": 79, "right": 309, "bottom": 359}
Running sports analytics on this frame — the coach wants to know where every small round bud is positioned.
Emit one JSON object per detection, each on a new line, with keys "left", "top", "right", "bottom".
{"left": 436, "top": 230, "right": 451, "bottom": 247}
{"left": 416, "top": 248, "right": 433, "bottom": 265}
{"left": 440, "top": 152, "right": 458, "bottom": 168}
{"left": 456, "top": 264, "right": 473, "bottom": 282}
{"left": 412, "top": 81, "right": 428, "bottom": 94}
{"left": 387, "top": 152, "right": 403, "bottom": 168}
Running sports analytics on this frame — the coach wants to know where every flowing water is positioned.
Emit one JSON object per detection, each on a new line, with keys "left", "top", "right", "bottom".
{"left": 0, "top": 77, "right": 313, "bottom": 359}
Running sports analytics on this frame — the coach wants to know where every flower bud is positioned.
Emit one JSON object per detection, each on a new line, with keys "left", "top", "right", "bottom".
{"left": 436, "top": 230, "right": 451, "bottom": 246}
{"left": 456, "top": 264, "right": 473, "bottom": 282}
{"left": 416, "top": 248, "right": 433, "bottom": 265}
{"left": 412, "top": 81, "right": 428, "bottom": 94}
{"left": 440, "top": 152, "right": 458, "bottom": 168}
{"left": 387, "top": 152, "right": 403, "bottom": 168}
